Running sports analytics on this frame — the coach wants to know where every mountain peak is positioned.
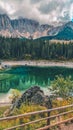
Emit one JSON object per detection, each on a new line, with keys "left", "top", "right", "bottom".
{"left": 0, "top": 13, "right": 10, "bottom": 19}
{"left": 65, "top": 21, "right": 73, "bottom": 28}
{"left": 0, "top": 13, "right": 73, "bottom": 40}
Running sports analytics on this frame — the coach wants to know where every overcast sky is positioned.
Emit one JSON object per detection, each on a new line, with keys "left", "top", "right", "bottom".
{"left": 0, "top": 0, "right": 73, "bottom": 24}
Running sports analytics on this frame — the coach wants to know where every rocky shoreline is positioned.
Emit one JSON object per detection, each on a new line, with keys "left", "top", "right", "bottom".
{"left": 1, "top": 60, "right": 73, "bottom": 68}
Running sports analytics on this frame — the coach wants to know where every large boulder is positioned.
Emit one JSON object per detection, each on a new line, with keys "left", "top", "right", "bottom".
{"left": 31, "top": 91, "right": 45, "bottom": 105}
{"left": 10, "top": 86, "right": 52, "bottom": 111}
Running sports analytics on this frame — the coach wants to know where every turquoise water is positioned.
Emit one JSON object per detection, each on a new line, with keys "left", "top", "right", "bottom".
{"left": 0, "top": 66, "right": 73, "bottom": 93}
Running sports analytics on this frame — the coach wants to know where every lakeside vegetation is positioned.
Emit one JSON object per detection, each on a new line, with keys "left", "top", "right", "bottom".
{"left": 0, "top": 37, "right": 73, "bottom": 60}
{"left": 0, "top": 76, "right": 73, "bottom": 129}
{"left": 0, "top": 98, "right": 73, "bottom": 130}
{"left": 51, "top": 75, "right": 73, "bottom": 98}
{"left": 0, "top": 104, "right": 47, "bottom": 130}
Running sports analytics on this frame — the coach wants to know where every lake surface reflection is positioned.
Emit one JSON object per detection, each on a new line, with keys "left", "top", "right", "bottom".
{"left": 0, "top": 66, "right": 73, "bottom": 93}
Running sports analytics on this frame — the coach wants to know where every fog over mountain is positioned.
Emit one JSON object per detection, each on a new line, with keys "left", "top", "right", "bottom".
{"left": 0, "top": 0, "right": 73, "bottom": 24}
{"left": 0, "top": 14, "right": 53, "bottom": 38}
{"left": 0, "top": 14, "right": 73, "bottom": 40}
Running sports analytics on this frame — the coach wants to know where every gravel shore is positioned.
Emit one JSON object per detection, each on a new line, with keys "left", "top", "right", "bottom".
{"left": 1, "top": 60, "right": 73, "bottom": 68}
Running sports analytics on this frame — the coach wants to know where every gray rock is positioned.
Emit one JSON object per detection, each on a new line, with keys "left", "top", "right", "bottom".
{"left": 10, "top": 86, "right": 52, "bottom": 111}
{"left": 0, "top": 14, "right": 52, "bottom": 38}
{"left": 31, "top": 91, "right": 45, "bottom": 105}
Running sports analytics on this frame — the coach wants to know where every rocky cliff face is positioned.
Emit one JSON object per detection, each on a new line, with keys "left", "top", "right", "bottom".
{"left": 0, "top": 14, "right": 13, "bottom": 32}
{"left": 0, "top": 14, "right": 73, "bottom": 40}
{"left": 0, "top": 14, "right": 52, "bottom": 39}
{"left": 11, "top": 18, "right": 39, "bottom": 34}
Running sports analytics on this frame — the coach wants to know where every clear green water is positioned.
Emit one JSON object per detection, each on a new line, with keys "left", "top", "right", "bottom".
{"left": 0, "top": 66, "right": 73, "bottom": 93}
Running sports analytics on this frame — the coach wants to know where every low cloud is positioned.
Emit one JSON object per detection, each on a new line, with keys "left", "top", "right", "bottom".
{"left": 0, "top": 0, "right": 73, "bottom": 23}
{"left": 30, "top": 0, "right": 42, "bottom": 4}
